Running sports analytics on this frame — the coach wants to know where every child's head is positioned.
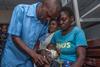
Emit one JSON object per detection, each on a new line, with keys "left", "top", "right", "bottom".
{"left": 59, "top": 7, "right": 74, "bottom": 31}
{"left": 48, "top": 19, "right": 58, "bottom": 33}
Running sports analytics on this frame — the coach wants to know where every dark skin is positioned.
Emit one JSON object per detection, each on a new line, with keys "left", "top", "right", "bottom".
{"left": 60, "top": 11, "right": 73, "bottom": 35}
{"left": 37, "top": 0, "right": 59, "bottom": 21}
{"left": 48, "top": 11, "right": 86, "bottom": 67}
{"left": 48, "top": 20, "right": 58, "bottom": 33}
{"left": 12, "top": 36, "right": 48, "bottom": 65}
{"left": 60, "top": 11, "right": 86, "bottom": 67}
{"left": 35, "top": 20, "right": 58, "bottom": 67}
{"left": 12, "top": 0, "right": 60, "bottom": 66}
{"left": 71, "top": 47, "right": 86, "bottom": 67}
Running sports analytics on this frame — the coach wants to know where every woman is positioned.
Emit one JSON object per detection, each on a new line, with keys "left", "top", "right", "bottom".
{"left": 39, "top": 19, "right": 58, "bottom": 49}
{"left": 49, "top": 7, "right": 87, "bottom": 67}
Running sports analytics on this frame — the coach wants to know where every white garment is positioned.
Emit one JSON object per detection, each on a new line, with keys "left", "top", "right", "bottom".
{"left": 40, "top": 33, "right": 54, "bottom": 49}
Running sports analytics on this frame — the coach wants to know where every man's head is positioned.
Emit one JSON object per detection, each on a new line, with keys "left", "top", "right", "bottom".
{"left": 38, "top": 0, "right": 62, "bottom": 21}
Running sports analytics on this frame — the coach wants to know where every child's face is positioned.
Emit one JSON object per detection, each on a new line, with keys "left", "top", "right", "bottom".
{"left": 49, "top": 20, "right": 57, "bottom": 33}
{"left": 59, "top": 11, "right": 72, "bottom": 31}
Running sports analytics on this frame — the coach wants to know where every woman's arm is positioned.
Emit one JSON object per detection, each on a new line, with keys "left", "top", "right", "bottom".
{"left": 71, "top": 46, "right": 86, "bottom": 67}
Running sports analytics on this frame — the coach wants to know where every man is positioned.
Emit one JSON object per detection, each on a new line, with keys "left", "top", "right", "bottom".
{"left": 1, "top": 0, "right": 62, "bottom": 67}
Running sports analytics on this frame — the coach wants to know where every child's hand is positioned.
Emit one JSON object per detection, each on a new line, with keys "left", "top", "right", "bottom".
{"left": 56, "top": 48, "right": 60, "bottom": 55}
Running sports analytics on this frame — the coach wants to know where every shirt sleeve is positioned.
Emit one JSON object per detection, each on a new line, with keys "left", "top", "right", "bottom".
{"left": 8, "top": 5, "right": 24, "bottom": 36}
{"left": 75, "top": 28, "right": 87, "bottom": 47}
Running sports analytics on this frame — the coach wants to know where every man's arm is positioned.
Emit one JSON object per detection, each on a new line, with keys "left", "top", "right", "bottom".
{"left": 12, "top": 35, "right": 49, "bottom": 65}
{"left": 8, "top": 4, "right": 49, "bottom": 65}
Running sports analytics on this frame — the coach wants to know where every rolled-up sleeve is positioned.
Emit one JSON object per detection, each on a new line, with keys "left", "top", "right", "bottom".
{"left": 8, "top": 5, "right": 24, "bottom": 36}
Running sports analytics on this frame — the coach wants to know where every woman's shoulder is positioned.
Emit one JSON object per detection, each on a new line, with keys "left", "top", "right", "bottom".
{"left": 54, "top": 30, "right": 61, "bottom": 34}
{"left": 73, "top": 26, "right": 83, "bottom": 32}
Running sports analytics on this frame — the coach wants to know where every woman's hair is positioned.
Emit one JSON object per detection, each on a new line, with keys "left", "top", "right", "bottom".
{"left": 48, "top": 18, "right": 59, "bottom": 33}
{"left": 49, "top": 18, "right": 57, "bottom": 23}
{"left": 49, "top": 18, "right": 59, "bottom": 26}
{"left": 61, "top": 6, "right": 74, "bottom": 17}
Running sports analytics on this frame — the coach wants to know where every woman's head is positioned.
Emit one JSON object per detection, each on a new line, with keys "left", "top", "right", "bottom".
{"left": 48, "top": 19, "right": 58, "bottom": 33}
{"left": 59, "top": 7, "right": 74, "bottom": 31}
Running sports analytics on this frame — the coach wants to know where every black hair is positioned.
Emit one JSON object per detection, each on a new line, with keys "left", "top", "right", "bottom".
{"left": 49, "top": 18, "right": 58, "bottom": 25}
{"left": 61, "top": 6, "right": 74, "bottom": 17}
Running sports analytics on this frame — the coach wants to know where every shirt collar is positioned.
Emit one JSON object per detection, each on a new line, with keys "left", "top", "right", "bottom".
{"left": 26, "top": 2, "right": 40, "bottom": 17}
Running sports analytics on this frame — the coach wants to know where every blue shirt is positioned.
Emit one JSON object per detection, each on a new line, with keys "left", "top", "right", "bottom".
{"left": 35, "top": 0, "right": 41, "bottom": 2}
{"left": 1, "top": 3, "right": 48, "bottom": 67}
{"left": 51, "top": 26, "right": 87, "bottom": 62}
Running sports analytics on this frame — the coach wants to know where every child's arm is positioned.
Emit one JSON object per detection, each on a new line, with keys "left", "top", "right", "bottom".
{"left": 46, "top": 43, "right": 56, "bottom": 50}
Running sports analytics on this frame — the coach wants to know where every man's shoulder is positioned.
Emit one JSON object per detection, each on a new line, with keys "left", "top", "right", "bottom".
{"left": 16, "top": 4, "right": 30, "bottom": 7}
{"left": 14, "top": 3, "right": 39, "bottom": 15}
{"left": 15, "top": 4, "right": 30, "bottom": 11}
{"left": 15, "top": 3, "right": 38, "bottom": 10}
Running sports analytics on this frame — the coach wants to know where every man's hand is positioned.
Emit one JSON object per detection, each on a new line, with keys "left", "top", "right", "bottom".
{"left": 11, "top": 36, "right": 49, "bottom": 66}
{"left": 31, "top": 50, "right": 49, "bottom": 66}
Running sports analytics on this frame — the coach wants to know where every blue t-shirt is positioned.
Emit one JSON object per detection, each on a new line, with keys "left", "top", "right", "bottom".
{"left": 51, "top": 26, "right": 87, "bottom": 62}
{"left": 1, "top": 3, "right": 48, "bottom": 67}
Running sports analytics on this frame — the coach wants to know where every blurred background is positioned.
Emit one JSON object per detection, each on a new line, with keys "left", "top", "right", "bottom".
{"left": 0, "top": 0, "right": 100, "bottom": 66}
